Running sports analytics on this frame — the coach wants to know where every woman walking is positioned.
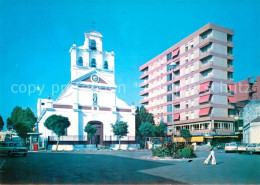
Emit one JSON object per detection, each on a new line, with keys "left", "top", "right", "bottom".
{"left": 204, "top": 143, "right": 216, "bottom": 165}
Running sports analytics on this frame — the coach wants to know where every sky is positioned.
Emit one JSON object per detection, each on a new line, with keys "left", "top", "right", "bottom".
{"left": 0, "top": 0, "right": 260, "bottom": 128}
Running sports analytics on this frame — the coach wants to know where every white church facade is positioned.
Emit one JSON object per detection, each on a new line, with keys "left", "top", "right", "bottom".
{"left": 37, "top": 31, "right": 136, "bottom": 148}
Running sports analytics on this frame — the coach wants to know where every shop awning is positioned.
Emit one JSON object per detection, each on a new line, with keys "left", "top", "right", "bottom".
{"left": 199, "top": 95, "right": 210, "bottom": 103}
{"left": 174, "top": 136, "right": 204, "bottom": 142}
{"left": 174, "top": 137, "right": 185, "bottom": 142}
{"left": 172, "top": 48, "right": 180, "bottom": 58}
{"left": 190, "top": 136, "right": 204, "bottom": 142}
{"left": 199, "top": 107, "right": 211, "bottom": 116}
{"left": 214, "top": 135, "right": 238, "bottom": 138}
{"left": 199, "top": 81, "right": 211, "bottom": 92}
{"left": 174, "top": 113, "right": 180, "bottom": 120}
{"left": 228, "top": 96, "right": 236, "bottom": 103}
{"left": 228, "top": 84, "right": 235, "bottom": 91}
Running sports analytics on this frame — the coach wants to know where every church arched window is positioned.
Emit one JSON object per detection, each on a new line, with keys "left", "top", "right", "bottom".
{"left": 103, "top": 61, "right": 108, "bottom": 69}
{"left": 77, "top": 57, "right": 83, "bottom": 66}
{"left": 90, "top": 39, "right": 96, "bottom": 50}
{"left": 93, "top": 93, "right": 98, "bottom": 106}
{"left": 90, "top": 59, "right": 96, "bottom": 68}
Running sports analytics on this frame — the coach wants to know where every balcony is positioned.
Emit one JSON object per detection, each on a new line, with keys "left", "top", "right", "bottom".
{"left": 140, "top": 90, "right": 149, "bottom": 96}
{"left": 200, "top": 60, "right": 213, "bottom": 68}
{"left": 140, "top": 73, "right": 148, "bottom": 80}
{"left": 140, "top": 99, "right": 149, "bottom": 105}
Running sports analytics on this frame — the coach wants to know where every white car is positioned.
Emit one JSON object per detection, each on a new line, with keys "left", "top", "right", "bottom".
{"left": 246, "top": 143, "right": 257, "bottom": 154}
{"left": 225, "top": 142, "right": 237, "bottom": 153}
{"left": 237, "top": 144, "right": 247, "bottom": 154}
{"left": 255, "top": 143, "right": 260, "bottom": 153}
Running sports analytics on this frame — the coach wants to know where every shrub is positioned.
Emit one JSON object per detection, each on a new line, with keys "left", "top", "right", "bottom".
{"left": 151, "top": 142, "right": 196, "bottom": 159}
{"left": 182, "top": 147, "right": 192, "bottom": 158}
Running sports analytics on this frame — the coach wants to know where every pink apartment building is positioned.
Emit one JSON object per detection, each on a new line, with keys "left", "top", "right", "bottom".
{"left": 139, "top": 23, "right": 237, "bottom": 143}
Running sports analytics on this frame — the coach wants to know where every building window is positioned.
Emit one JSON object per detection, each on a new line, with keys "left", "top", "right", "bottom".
{"left": 185, "top": 101, "right": 189, "bottom": 108}
{"left": 90, "top": 39, "right": 96, "bottom": 50}
{"left": 90, "top": 58, "right": 96, "bottom": 68}
{"left": 191, "top": 64, "right": 194, "bottom": 72}
{"left": 77, "top": 57, "right": 83, "bottom": 66}
{"left": 191, "top": 87, "right": 194, "bottom": 95}
{"left": 227, "top": 34, "right": 232, "bottom": 43}
{"left": 191, "top": 76, "right": 194, "bottom": 83}
{"left": 227, "top": 47, "right": 233, "bottom": 55}
{"left": 167, "top": 114, "right": 173, "bottom": 122}
{"left": 185, "top": 44, "right": 188, "bottom": 51}
{"left": 190, "top": 40, "right": 194, "bottom": 48}
{"left": 185, "top": 55, "right": 188, "bottom": 63}
{"left": 167, "top": 84, "right": 172, "bottom": 92}
{"left": 185, "top": 78, "right": 188, "bottom": 85}
{"left": 228, "top": 72, "right": 233, "bottom": 80}
{"left": 167, "top": 52, "right": 172, "bottom": 61}
{"left": 191, "top": 53, "right": 194, "bottom": 60}
{"left": 191, "top": 99, "right": 194, "bottom": 107}
{"left": 167, "top": 94, "right": 172, "bottom": 102}
{"left": 93, "top": 93, "right": 98, "bottom": 106}
{"left": 185, "top": 67, "right": 189, "bottom": 74}
{"left": 103, "top": 61, "right": 108, "bottom": 69}
{"left": 167, "top": 104, "right": 172, "bottom": 112}
{"left": 167, "top": 74, "right": 172, "bottom": 81}
{"left": 191, "top": 111, "right": 194, "bottom": 119}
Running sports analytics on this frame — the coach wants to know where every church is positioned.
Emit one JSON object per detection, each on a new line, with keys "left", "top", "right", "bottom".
{"left": 37, "top": 31, "right": 136, "bottom": 148}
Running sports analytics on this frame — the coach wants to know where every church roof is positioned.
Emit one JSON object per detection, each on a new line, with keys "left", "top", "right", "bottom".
{"left": 84, "top": 30, "right": 103, "bottom": 37}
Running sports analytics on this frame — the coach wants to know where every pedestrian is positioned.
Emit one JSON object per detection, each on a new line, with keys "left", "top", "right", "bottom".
{"left": 192, "top": 142, "right": 197, "bottom": 151}
{"left": 204, "top": 142, "right": 216, "bottom": 165}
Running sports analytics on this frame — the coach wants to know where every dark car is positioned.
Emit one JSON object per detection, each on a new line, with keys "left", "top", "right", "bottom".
{"left": 0, "top": 142, "right": 28, "bottom": 157}
{"left": 216, "top": 143, "right": 225, "bottom": 149}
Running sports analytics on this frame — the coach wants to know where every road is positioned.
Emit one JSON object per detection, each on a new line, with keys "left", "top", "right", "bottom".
{"left": 0, "top": 149, "right": 259, "bottom": 184}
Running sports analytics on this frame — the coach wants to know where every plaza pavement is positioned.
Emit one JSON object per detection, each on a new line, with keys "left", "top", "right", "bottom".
{"left": 0, "top": 149, "right": 259, "bottom": 184}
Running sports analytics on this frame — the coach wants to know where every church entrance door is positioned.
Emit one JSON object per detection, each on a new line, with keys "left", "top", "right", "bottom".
{"left": 87, "top": 121, "right": 103, "bottom": 145}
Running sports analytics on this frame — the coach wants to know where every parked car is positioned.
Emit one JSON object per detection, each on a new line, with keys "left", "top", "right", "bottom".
{"left": 0, "top": 142, "right": 28, "bottom": 157}
{"left": 216, "top": 143, "right": 225, "bottom": 149}
{"left": 225, "top": 142, "right": 237, "bottom": 153}
{"left": 246, "top": 143, "right": 257, "bottom": 154}
{"left": 237, "top": 144, "right": 247, "bottom": 154}
{"left": 255, "top": 143, "right": 260, "bottom": 153}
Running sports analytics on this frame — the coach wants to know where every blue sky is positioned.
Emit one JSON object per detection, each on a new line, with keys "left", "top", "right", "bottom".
{"left": 0, "top": 0, "right": 259, "bottom": 127}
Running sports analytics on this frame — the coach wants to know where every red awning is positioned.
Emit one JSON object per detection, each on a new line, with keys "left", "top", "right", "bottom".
{"left": 199, "top": 82, "right": 211, "bottom": 92}
{"left": 199, "top": 95, "right": 210, "bottom": 103}
{"left": 228, "top": 96, "right": 236, "bottom": 103}
{"left": 228, "top": 84, "right": 235, "bottom": 91}
{"left": 199, "top": 107, "right": 211, "bottom": 116}
{"left": 172, "top": 48, "right": 180, "bottom": 58}
{"left": 174, "top": 113, "right": 180, "bottom": 120}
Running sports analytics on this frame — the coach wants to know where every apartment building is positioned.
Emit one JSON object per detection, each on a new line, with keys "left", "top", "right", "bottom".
{"left": 233, "top": 76, "right": 260, "bottom": 141}
{"left": 139, "top": 23, "right": 237, "bottom": 143}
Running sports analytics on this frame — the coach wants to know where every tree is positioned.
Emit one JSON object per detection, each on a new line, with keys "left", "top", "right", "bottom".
{"left": 44, "top": 115, "right": 71, "bottom": 151}
{"left": 0, "top": 116, "right": 4, "bottom": 131}
{"left": 84, "top": 123, "right": 97, "bottom": 145}
{"left": 138, "top": 122, "right": 154, "bottom": 149}
{"left": 22, "top": 107, "right": 37, "bottom": 128}
{"left": 8, "top": 106, "right": 37, "bottom": 143}
{"left": 111, "top": 121, "right": 128, "bottom": 150}
{"left": 180, "top": 129, "right": 191, "bottom": 143}
{"left": 13, "top": 122, "right": 33, "bottom": 141}
{"left": 135, "top": 106, "right": 154, "bottom": 138}
{"left": 154, "top": 122, "right": 167, "bottom": 137}
{"left": 7, "top": 118, "right": 13, "bottom": 130}
{"left": 10, "top": 106, "right": 24, "bottom": 126}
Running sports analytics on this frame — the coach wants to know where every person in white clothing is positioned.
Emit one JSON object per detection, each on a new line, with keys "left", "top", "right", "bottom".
{"left": 204, "top": 143, "right": 216, "bottom": 165}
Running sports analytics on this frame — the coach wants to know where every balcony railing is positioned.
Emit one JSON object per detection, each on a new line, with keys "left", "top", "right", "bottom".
{"left": 200, "top": 60, "right": 213, "bottom": 67}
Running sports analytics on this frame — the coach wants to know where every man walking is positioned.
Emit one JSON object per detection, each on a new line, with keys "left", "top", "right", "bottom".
{"left": 204, "top": 142, "right": 216, "bottom": 165}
